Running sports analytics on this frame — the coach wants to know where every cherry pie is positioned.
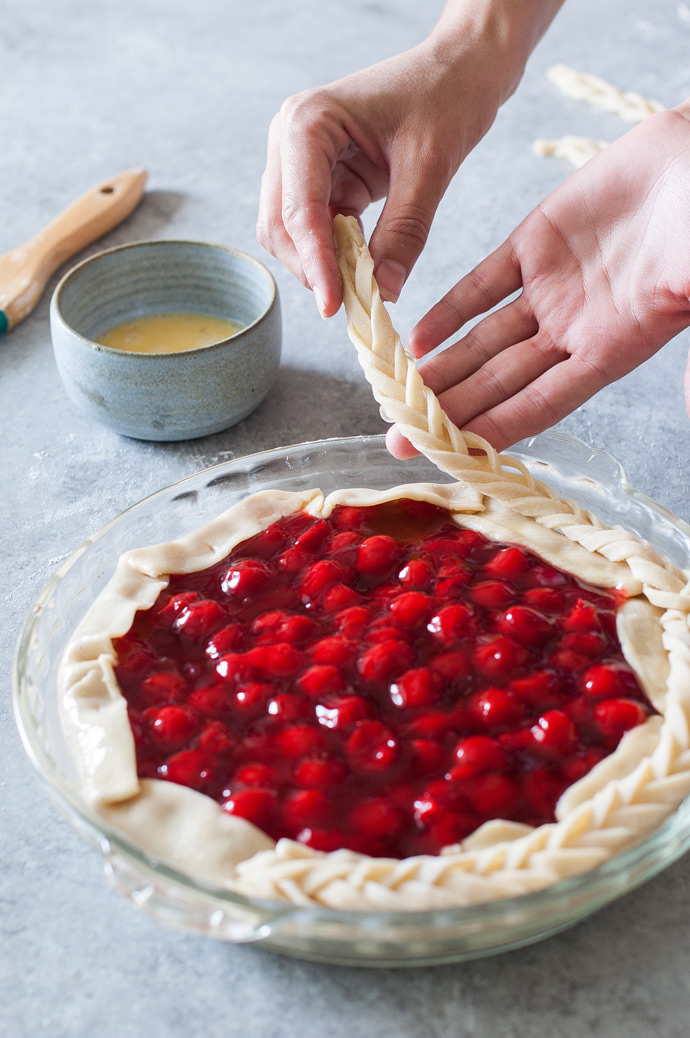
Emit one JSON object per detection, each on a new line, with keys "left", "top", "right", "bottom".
{"left": 58, "top": 216, "right": 690, "bottom": 909}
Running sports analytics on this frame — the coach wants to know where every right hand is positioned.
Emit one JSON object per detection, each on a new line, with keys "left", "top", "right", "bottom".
{"left": 384, "top": 106, "right": 690, "bottom": 456}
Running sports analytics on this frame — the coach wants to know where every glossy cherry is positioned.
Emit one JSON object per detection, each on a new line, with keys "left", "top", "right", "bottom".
{"left": 115, "top": 498, "right": 656, "bottom": 858}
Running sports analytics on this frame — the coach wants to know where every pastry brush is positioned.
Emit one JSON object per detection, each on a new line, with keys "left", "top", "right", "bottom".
{"left": 0, "top": 168, "right": 147, "bottom": 333}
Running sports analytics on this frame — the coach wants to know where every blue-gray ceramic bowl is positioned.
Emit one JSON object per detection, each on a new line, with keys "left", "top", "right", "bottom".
{"left": 50, "top": 239, "right": 281, "bottom": 441}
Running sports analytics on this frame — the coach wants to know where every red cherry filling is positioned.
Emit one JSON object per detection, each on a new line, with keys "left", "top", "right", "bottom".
{"left": 114, "top": 498, "right": 657, "bottom": 859}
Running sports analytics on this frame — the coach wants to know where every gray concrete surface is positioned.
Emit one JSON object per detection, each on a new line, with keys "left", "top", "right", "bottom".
{"left": 2, "top": 1, "right": 690, "bottom": 1035}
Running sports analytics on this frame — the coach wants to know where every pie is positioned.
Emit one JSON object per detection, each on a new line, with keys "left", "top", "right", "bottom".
{"left": 58, "top": 216, "right": 690, "bottom": 910}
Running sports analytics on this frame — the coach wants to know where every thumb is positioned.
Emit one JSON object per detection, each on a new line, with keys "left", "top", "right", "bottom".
{"left": 369, "top": 153, "right": 449, "bottom": 302}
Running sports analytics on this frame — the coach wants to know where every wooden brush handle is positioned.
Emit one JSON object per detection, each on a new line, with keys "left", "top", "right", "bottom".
{"left": 2, "top": 168, "right": 147, "bottom": 329}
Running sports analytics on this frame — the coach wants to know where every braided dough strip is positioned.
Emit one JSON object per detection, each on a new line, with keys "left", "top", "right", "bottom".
{"left": 224, "top": 214, "right": 690, "bottom": 907}
{"left": 333, "top": 215, "right": 689, "bottom": 612}
{"left": 534, "top": 67, "right": 664, "bottom": 168}
{"left": 546, "top": 64, "right": 664, "bottom": 124}
{"left": 533, "top": 135, "right": 608, "bottom": 169}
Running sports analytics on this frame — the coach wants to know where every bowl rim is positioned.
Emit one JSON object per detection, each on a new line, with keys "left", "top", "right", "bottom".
{"left": 49, "top": 237, "right": 279, "bottom": 359}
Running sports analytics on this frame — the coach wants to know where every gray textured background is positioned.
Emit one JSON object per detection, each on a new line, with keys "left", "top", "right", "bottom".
{"left": 2, "top": 1, "right": 690, "bottom": 1035}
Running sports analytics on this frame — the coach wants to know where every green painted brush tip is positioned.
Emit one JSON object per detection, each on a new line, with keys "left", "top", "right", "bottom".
{"left": 0, "top": 311, "right": 8, "bottom": 335}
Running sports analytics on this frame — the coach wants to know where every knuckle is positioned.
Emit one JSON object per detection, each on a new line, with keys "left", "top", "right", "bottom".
{"left": 434, "top": 294, "right": 467, "bottom": 335}
{"left": 280, "top": 197, "right": 330, "bottom": 244}
{"left": 464, "top": 266, "right": 498, "bottom": 313}
{"left": 472, "top": 411, "right": 507, "bottom": 450}
{"left": 280, "top": 196, "right": 312, "bottom": 235}
{"left": 280, "top": 195, "right": 300, "bottom": 231}
{"left": 521, "top": 380, "right": 562, "bottom": 429}
{"left": 462, "top": 324, "right": 493, "bottom": 359}
{"left": 382, "top": 207, "right": 431, "bottom": 250}
{"left": 279, "top": 88, "right": 331, "bottom": 132}
{"left": 255, "top": 215, "right": 272, "bottom": 251}
{"left": 479, "top": 365, "right": 506, "bottom": 401}
{"left": 256, "top": 201, "right": 280, "bottom": 254}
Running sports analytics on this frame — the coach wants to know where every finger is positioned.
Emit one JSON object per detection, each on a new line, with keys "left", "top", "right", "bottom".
{"left": 330, "top": 148, "right": 388, "bottom": 213}
{"left": 385, "top": 303, "right": 538, "bottom": 461}
{"left": 385, "top": 424, "right": 420, "bottom": 459}
{"left": 281, "top": 171, "right": 344, "bottom": 316}
{"left": 408, "top": 239, "right": 522, "bottom": 358}
{"left": 384, "top": 326, "right": 553, "bottom": 462}
{"left": 257, "top": 114, "right": 308, "bottom": 285}
{"left": 385, "top": 329, "right": 568, "bottom": 460}
{"left": 465, "top": 353, "right": 611, "bottom": 451}
{"left": 415, "top": 297, "right": 539, "bottom": 396}
{"left": 368, "top": 147, "right": 452, "bottom": 302}
{"left": 278, "top": 101, "right": 353, "bottom": 316}
{"left": 434, "top": 335, "right": 563, "bottom": 435}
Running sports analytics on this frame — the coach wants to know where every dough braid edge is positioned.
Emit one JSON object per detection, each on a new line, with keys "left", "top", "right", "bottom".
{"left": 226, "top": 214, "right": 690, "bottom": 909}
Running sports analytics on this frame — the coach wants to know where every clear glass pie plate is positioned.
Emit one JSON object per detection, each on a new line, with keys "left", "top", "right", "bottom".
{"left": 13, "top": 431, "right": 690, "bottom": 967}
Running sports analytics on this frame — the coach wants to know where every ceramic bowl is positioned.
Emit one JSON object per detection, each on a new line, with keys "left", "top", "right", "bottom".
{"left": 50, "top": 239, "right": 281, "bottom": 441}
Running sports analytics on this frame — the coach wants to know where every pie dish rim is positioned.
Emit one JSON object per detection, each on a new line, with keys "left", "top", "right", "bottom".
{"left": 13, "top": 431, "right": 690, "bottom": 964}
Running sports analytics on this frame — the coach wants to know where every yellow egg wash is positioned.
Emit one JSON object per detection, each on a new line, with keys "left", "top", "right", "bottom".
{"left": 97, "top": 312, "right": 243, "bottom": 354}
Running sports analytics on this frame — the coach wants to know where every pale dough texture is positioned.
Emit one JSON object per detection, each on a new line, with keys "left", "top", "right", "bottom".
{"left": 536, "top": 64, "right": 664, "bottom": 167}
{"left": 58, "top": 217, "right": 690, "bottom": 911}
{"left": 533, "top": 135, "right": 607, "bottom": 168}
{"left": 547, "top": 65, "right": 664, "bottom": 123}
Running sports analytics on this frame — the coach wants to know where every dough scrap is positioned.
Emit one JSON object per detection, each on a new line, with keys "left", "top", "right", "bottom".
{"left": 535, "top": 64, "right": 664, "bottom": 167}
{"left": 547, "top": 64, "right": 664, "bottom": 123}
{"left": 533, "top": 135, "right": 607, "bottom": 168}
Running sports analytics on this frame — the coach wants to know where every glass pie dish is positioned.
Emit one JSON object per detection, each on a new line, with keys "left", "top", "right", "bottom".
{"left": 13, "top": 431, "right": 690, "bottom": 967}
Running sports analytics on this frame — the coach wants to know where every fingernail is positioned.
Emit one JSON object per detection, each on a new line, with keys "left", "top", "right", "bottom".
{"left": 313, "top": 286, "right": 328, "bottom": 318}
{"left": 375, "top": 260, "right": 407, "bottom": 303}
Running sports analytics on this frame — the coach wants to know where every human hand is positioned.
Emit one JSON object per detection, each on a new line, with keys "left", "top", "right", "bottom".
{"left": 257, "top": 39, "right": 506, "bottom": 318}
{"left": 386, "top": 106, "right": 690, "bottom": 457}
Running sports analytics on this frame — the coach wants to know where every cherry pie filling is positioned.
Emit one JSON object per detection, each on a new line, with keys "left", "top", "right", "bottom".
{"left": 114, "top": 498, "right": 656, "bottom": 859}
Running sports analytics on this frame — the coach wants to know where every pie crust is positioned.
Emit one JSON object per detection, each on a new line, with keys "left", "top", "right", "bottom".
{"left": 58, "top": 216, "right": 690, "bottom": 909}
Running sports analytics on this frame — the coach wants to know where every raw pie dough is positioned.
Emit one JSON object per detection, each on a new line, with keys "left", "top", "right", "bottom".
{"left": 59, "top": 216, "right": 690, "bottom": 909}
{"left": 546, "top": 65, "right": 664, "bottom": 123}
{"left": 534, "top": 64, "right": 664, "bottom": 168}
{"left": 532, "top": 135, "right": 608, "bottom": 169}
